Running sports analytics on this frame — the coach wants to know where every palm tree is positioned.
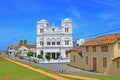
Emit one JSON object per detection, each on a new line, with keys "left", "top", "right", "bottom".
{"left": 23, "top": 39, "right": 28, "bottom": 45}
{"left": 19, "top": 40, "right": 23, "bottom": 46}
{"left": 18, "top": 39, "right": 28, "bottom": 46}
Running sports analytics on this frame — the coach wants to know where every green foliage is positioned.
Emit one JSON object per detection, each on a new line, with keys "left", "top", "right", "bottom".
{"left": 18, "top": 39, "right": 28, "bottom": 46}
{"left": 38, "top": 54, "right": 43, "bottom": 59}
{"left": 45, "top": 53, "right": 51, "bottom": 60}
{"left": 67, "top": 73, "right": 120, "bottom": 80}
{"left": 27, "top": 51, "right": 34, "bottom": 57}
{"left": 24, "top": 39, "right": 28, "bottom": 45}
{"left": 18, "top": 50, "right": 23, "bottom": 54}
{"left": 19, "top": 40, "right": 23, "bottom": 46}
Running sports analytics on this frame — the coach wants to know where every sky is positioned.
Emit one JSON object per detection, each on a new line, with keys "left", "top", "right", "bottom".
{"left": 1, "top": 0, "right": 120, "bottom": 50}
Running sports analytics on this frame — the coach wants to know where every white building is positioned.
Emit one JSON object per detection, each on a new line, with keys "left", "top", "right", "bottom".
{"left": 18, "top": 44, "right": 36, "bottom": 58}
{"left": 76, "top": 38, "right": 85, "bottom": 46}
{"left": 36, "top": 18, "right": 73, "bottom": 61}
{"left": 73, "top": 38, "right": 85, "bottom": 47}
{"left": 7, "top": 44, "right": 18, "bottom": 59}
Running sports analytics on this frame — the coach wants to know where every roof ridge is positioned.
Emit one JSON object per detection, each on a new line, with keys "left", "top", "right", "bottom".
{"left": 81, "top": 33, "right": 120, "bottom": 46}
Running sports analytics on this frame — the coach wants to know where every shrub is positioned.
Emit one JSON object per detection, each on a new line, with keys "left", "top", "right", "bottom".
{"left": 45, "top": 53, "right": 51, "bottom": 60}
{"left": 27, "top": 51, "right": 34, "bottom": 57}
{"left": 38, "top": 54, "right": 43, "bottom": 59}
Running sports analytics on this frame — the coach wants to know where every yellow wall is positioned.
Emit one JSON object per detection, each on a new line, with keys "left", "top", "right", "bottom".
{"left": 70, "top": 50, "right": 84, "bottom": 69}
{"left": 108, "top": 60, "right": 120, "bottom": 76}
{"left": 82, "top": 45, "right": 113, "bottom": 73}
{"left": 113, "top": 40, "right": 120, "bottom": 58}
{"left": 70, "top": 40, "right": 120, "bottom": 76}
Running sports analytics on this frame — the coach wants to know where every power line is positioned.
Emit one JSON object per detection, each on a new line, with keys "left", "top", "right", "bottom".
{"left": 75, "top": 28, "right": 120, "bottom": 40}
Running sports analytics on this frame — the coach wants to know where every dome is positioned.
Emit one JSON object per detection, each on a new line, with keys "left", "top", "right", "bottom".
{"left": 40, "top": 19, "right": 46, "bottom": 22}
{"left": 64, "top": 18, "right": 70, "bottom": 21}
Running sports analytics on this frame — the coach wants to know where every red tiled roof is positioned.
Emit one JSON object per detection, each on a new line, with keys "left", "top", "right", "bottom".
{"left": 81, "top": 33, "right": 120, "bottom": 46}
{"left": 0, "top": 50, "right": 6, "bottom": 53}
{"left": 71, "top": 46, "right": 80, "bottom": 51}
{"left": 19, "top": 44, "right": 36, "bottom": 48}
{"left": 8, "top": 44, "right": 19, "bottom": 49}
{"left": 70, "top": 46, "right": 83, "bottom": 53}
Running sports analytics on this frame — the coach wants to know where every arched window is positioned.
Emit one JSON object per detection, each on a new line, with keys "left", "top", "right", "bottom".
{"left": 65, "top": 38, "right": 69, "bottom": 45}
{"left": 65, "top": 50, "right": 69, "bottom": 57}
{"left": 52, "top": 38, "right": 55, "bottom": 45}
{"left": 39, "top": 38, "right": 44, "bottom": 46}
{"left": 47, "top": 38, "right": 51, "bottom": 45}
{"left": 40, "top": 28, "right": 44, "bottom": 33}
{"left": 65, "top": 27, "right": 69, "bottom": 32}
{"left": 41, "top": 50, "right": 43, "bottom": 55}
{"left": 56, "top": 38, "right": 60, "bottom": 45}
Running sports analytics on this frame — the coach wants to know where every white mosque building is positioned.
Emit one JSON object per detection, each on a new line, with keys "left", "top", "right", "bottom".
{"left": 36, "top": 18, "right": 73, "bottom": 62}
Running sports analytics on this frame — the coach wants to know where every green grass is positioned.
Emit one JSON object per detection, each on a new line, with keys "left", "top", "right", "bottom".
{"left": 0, "top": 59, "right": 55, "bottom": 80}
{"left": 14, "top": 58, "right": 55, "bottom": 74}
{"left": 1, "top": 57, "right": 120, "bottom": 80}
{"left": 65, "top": 73, "right": 120, "bottom": 80}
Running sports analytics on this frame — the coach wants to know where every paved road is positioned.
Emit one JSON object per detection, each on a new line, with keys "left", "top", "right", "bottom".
{"left": 8, "top": 56, "right": 111, "bottom": 76}
{"left": 35, "top": 63, "right": 109, "bottom": 76}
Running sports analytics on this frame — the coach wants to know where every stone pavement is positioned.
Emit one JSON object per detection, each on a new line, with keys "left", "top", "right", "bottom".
{"left": 35, "top": 63, "right": 110, "bottom": 76}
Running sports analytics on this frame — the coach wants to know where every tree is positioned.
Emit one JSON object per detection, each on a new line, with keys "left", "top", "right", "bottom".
{"left": 27, "top": 51, "right": 34, "bottom": 64}
{"left": 18, "top": 50, "right": 23, "bottom": 54}
{"left": 23, "top": 39, "right": 28, "bottom": 45}
{"left": 18, "top": 39, "right": 28, "bottom": 46}
{"left": 19, "top": 40, "right": 23, "bottom": 46}
{"left": 17, "top": 50, "right": 23, "bottom": 59}
{"left": 27, "top": 51, "right": 34, "bottom": 57}
{"left": 38, "top": 54, "right": 43, "bottom": 59}
{"left": 45, "top": 53, "right": 51, "bottom": 61}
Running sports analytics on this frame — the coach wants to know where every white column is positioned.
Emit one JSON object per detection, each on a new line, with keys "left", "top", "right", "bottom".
{"left": 51, "top": 53, "right": 52, "bottom": 59}
{"left": 43, "top": 51, "right": 46, "bottom": 59}
{"left": 55, "top": 53, "right": 57, "bottom": 59}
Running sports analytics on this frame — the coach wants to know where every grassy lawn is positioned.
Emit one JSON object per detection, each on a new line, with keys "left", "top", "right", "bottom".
{"left": 16, "top": 59, "right": 120, "bottom": 80}
{"left": 65, "top": 73, "right": 120, "bottom": 80}
{"left": 82, "top": 74, "right": 120, "bottom": 80}
{"left": 0, "top": 59, "right": 55, "bottom": 80}
{"left": 1, "top": 57, "right": 120, "bottom": 80}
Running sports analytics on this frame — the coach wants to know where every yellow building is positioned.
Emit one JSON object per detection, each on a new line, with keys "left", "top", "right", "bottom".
{"left": 70, "top": 33, "right": 120, "bottom": 76}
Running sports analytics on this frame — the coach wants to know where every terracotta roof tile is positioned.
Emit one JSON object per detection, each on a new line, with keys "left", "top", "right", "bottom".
{"left": 70, "top": 46, "right": 83, "bottom": 53}
{"left": 0, "top": 50, "right": 6, "bottom": 53}
{"left": 81, "top": 33, "right": 120, "bottom": 46}
{"left": 71, "top": 46, "right": 80, "bottom": 51}
{"left": 19, "top": 44, "right": 36, "bottom": 48}
{"left": 8, "top": 44, "right": 19, "bottom": 49}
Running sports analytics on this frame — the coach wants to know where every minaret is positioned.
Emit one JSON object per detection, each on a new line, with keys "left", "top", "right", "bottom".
{"left": 36, "top": 19, "right": 48, "bottom": 56}
{"left": 62, "top": 18, "right": 72, "bottom": 33}
{"left": 37, "top": 19, "right": 48, "bottom": 35}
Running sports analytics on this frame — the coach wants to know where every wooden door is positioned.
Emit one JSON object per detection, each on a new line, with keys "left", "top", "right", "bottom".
{"left": 93, "top": 57, "right": 97, "bottom": 71}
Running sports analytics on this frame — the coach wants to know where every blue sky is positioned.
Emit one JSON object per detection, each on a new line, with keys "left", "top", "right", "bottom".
{"left": 0, "top": 0, "right": 120, "bottom": 50}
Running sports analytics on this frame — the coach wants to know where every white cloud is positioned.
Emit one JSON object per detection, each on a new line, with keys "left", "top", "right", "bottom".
{"left": 67, "top": 5, "right": 81, "bottom": 18}
{"left": 98, "top": 12, "right": 120, "bottom": 26}
{"left": 99, "top": 13, "right": 113, "bottom": 20}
